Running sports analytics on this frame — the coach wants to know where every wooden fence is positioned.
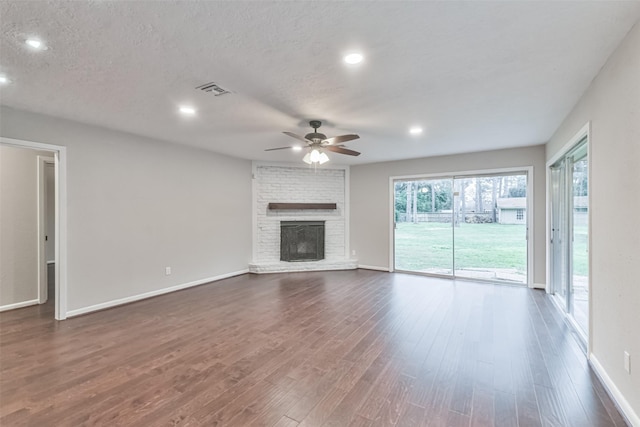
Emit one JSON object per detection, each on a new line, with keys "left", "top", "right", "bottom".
{"left": 396, "top": 212, "right": 495, "bottom": 223}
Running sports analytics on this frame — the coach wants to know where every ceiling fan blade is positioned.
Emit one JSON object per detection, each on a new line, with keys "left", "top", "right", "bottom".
{"left": 325, "top": 145, "right": 361, "bottom": 156}
{"left": 265, "top": 146, "right": 295, "bottom": 151}
{"left": 323, "top": 134, "right": 360, "bottom": 145}
{"left": 283, "top": 131, "right": 312, "bottom": 144}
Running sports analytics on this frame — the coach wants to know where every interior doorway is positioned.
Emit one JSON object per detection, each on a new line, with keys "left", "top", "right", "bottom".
{"left": 393, "top": 169, "right": 531, "bottom": 285}
{"left": 38, "top": 156, "right": 56, "bottom": 306}
{"left": 0, "top": 137, "right": 67, "bottom": 320}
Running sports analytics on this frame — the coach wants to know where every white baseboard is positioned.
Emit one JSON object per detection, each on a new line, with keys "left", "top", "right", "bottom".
{"left": 66, "top": 269, "right": 249, "bottom": 318}
{"left": 590, "top": 354, "right": 639, "bottom": 427}
{"left": 249, "top": 259, "right": 357, "bottom": 274}
{"left": 532, "top": 282, "right": 546, "bottom": 289}
{"left": 0, "top": 299, "right": 40, "bottom": 312}
{"left": 358, "top": 265, "right": 391, "bottom": 272}
{"left": 47, "top": 260, "right": 55, "bottom": 265}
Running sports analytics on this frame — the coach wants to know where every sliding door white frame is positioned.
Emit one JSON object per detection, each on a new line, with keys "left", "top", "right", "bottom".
{"left": 546, "top": 122, "right": 591, "bottom": 353}
{"left": 390, "top": 166, "right": 534, "bottom": 287}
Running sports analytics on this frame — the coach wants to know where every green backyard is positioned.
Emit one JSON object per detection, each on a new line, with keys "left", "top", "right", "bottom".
{"left": 395, "top": 222, "right": 588, "bottom": 280}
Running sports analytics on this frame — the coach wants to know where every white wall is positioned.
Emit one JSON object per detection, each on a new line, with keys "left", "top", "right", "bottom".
{"left": 0, "top": 106, "right": 252, "bottom": 314}
{"left": 546, "top": 22, "right": 640, "bottom": 421}
{"left": 350, "top": 145, "right": 546, "bottom": 284}
{"left": 0, "top": 145, "right": 49, "bottom": 308}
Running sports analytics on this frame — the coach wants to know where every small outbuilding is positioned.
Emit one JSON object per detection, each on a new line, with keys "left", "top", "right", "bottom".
{"left": 497, "top": 197, "right": 527, "bottom": 224}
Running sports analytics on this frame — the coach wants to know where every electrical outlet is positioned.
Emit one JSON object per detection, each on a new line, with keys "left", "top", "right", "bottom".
{"left": 352, "top": 250, "right": 356, "bottom": 256}
{"left": 165, "top": 266, "right": 171, "bottom": 276}
{"left": 624, "top": 351, "right": 630, "bottom": 374}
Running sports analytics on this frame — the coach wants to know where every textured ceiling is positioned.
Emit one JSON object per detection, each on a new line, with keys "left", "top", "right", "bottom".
{"left": 1, "top": 1, "right": 639, "bottom": 165}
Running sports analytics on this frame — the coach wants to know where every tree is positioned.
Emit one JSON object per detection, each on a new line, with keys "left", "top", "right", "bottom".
{"left": 491, "top": 177, "right": 498, "bottom": 222}
{"left": 431, "top": 184, "right": 436, "bottom": 212}
{"left": 394, "top": 182, "right": 406, "bottom": 221}
{"left": 406, "top": 181, "right": 413, "bottom": 222}
{"left": 435, "top": 180, "right": 453, "bottom": 212}
{"left": 496, "top": 175, "right": 527, "bottom": 198}
{"left": 475, "top": 178, "right": 483, "bottom": 213}
{"left": 573, "top": 161, "right": 588, "bottom": 196}
{"left": 412, "top": 182, "right": 418, "bottom": 223}
{"left": 416, "top": 182, "right": 436, "bottom": 213}
{"left": 395, "top": 179, "right": 455, "bottom": 221}
{"left": 456, "top": 179, "right": 467, "bottom": 226}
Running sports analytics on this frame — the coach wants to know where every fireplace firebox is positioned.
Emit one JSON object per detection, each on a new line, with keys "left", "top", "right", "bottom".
{"left": 280, "top": 221, "right": 325, "bottom": 262}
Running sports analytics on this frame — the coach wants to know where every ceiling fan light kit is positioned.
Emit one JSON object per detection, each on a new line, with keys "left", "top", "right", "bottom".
{"left": 318, "top": 152, "right": 329, "bottom": 164}
{"left": 268, "top": 120, "right": 361, "bottom": 165}
{"left": 303, "top": 149, "right": 329, "bottom": 165}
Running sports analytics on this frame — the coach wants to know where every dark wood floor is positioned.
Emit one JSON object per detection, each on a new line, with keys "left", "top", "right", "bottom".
{"left": 0, "top": 270, "right": 627, "bottom": 426}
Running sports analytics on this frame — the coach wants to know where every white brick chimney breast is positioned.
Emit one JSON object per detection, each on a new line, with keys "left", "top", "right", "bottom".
{"left": 249, "top": 163, "right": 357, "bottom": 273}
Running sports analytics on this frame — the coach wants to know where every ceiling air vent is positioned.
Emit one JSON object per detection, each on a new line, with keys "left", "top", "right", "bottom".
{"left": 196, "top": 82, "right": 232, "bottom": 96}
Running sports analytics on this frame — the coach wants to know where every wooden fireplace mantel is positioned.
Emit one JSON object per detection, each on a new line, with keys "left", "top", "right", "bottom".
{"left": 268, "top": 203, "right": 337, "bottom": 210}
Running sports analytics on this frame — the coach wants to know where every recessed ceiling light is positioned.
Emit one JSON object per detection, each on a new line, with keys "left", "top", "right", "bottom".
{"left": 344, "top": 53, "right": 364, "bottom": 65}
{"left": 292, "top": 146, "right": 302, "bottom": 151}
{"left": 26, "top": 38, "right": 47, "bottom": 50}
{"left": 409, "top": 126, "right": 423, "bottom": 135}
{"left": 178, "top": 106, "right": 196, "bottom": 115}
{"left": 0, "top": 75, "right": 10, "bottom": 84}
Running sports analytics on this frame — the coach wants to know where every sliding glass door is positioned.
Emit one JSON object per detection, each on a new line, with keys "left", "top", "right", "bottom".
{"left": 394, "top": 172, "right": 528, "bottom": 284}
{"left": 453, "top": 175, "right": 528, "bottom": 283}
{"left": 394, "top": 179, "right": 453, "bottom": 275}
{"left": 550, "top": 164, "right": 568, "bottom": 306}
{"left": 571, "top": 148, "right": 589, "bottom": 333}
{"left": 550, "top": 139, "right": 589, "bottom": 337}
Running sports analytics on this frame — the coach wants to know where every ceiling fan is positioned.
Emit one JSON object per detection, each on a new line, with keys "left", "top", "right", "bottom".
{"left": 266, "top": 120, "right": 360, "bottom": 164}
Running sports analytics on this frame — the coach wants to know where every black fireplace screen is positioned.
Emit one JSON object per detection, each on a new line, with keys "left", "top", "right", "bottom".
{"left": 280, "top": 221, "right": 325, "bottom": 262}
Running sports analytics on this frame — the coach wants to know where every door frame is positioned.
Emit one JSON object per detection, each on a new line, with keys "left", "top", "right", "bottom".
{"left": 37, "top": 155, "right": 55, "bottom": 304}
{"left": 545, "top": 122, "right": 591, "bottom": 352}
{"left": 1, "top": 137, "right": 68, "bottom": 320}
{"left": 389, "top": 166, "right": 534, "bottom": 287}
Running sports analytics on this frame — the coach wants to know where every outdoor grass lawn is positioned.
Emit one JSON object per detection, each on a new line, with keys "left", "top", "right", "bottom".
{"left": 573, "top": 225, "right": 589, "bottom": 278}
{"left": 395, "top": 222, "right": 590, "bottom": 279}
{"left": 394, "top": 222, "right": 527, "bottom": 275}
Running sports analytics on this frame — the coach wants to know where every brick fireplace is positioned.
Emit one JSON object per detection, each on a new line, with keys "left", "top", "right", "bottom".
{"left": 249, "top": 163, "right": 357, "bottom": 273}
{"left": 280, "top": 221, "right": 325, "bottom": 262}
